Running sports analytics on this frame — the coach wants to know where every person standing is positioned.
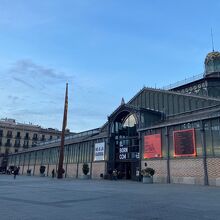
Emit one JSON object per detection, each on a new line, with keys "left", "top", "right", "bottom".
{"left": 52, "top": 169, "right": 55, "bottom": 178}
{"left": 13, "top": 167, "right": 19, "bottom": 179}
{"left": 113, "top": 169, "right": 118, "bottom": 180}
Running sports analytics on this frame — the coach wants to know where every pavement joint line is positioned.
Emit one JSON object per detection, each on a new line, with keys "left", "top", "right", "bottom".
{"left": 0, "top": 195, "right": 112, "bottom": 208}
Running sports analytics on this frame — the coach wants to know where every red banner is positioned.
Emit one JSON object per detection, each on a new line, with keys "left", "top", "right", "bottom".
{"left": 144, "top": 134, "right": 162, "bottom": 159}
{"left": 173, "top": 129, "right": 196, "bottom": 157}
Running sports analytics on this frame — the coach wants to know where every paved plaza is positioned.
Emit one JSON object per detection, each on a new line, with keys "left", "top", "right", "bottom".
{"left": 0, "top": 175, "right": 220, "bottom": 220}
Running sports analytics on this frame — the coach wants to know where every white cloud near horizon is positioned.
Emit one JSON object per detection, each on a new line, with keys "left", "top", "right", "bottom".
{"left": 0, "top": 59, "right": 110, "bottom": 132}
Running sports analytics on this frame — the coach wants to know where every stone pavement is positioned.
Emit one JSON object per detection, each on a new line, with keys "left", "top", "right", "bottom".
{"left": 0, "top": 175, "right": 220, "bottom": 220}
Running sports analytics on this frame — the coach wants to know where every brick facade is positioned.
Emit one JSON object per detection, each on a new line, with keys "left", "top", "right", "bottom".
{"left": 141, "top": 159, "right": 168, "bottom": 183}
{"left": 207, "top": 158, "right": 220, "bottom": 186}
{"left": 170, "top": 158, "right": 204, "bottom": 185}
{"left": 91, "top": 162, "right": 106, "bottom": 179}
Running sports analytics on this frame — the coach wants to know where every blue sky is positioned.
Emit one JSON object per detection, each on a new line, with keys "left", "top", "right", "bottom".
{"left": 0, "top": 0, "right": 220, "bottom": 132}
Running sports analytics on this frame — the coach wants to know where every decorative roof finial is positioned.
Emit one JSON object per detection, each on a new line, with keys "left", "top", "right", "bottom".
{"left": 121, "top": 97, "right": 125, "bottom": 105}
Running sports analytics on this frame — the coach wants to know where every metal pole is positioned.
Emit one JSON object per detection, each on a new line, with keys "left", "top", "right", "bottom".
{"left": 166, "top": 126, "right": 171, "bottom": 183}
{"left": 76, "top": 145, "right": 80, "bottom": 178}
{"left": 65, "top": 146, "right": 69, "bottom": 178}
{"left": 200, "top": 120, "right": 209, "bottom": 185}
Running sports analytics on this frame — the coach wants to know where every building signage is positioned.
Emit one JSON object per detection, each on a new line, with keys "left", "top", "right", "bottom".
{"left": 119, "top": 147, "right": 128, "bottom": 160}
{"left": 173, "top": 129, "right": 196, "bottom": 157}
{"left": 119, "top": 147, "right": 128, "bottom": 153}
{"left": 119, "top": 154, "right": 126, "bottom": 160}
{"left": 144, "top": 134, "right": 162, "bottom": 159}
{"left": 94, "top": 142, "right": 105, "bottom": 161}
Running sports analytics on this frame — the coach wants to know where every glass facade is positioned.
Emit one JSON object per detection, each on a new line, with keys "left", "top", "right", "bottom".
{"left": 6, "top": 116, "right": 220, "bottom": 170}
{"left": 8, "top": 138, "right": 106, "bottom": 170}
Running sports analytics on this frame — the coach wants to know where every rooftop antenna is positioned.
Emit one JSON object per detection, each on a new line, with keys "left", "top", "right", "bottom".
{"left": 211, "top": 28, "right": 215, "bottom": 52}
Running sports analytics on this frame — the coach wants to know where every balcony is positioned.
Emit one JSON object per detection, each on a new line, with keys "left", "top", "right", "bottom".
{"left": 6, "top": 134, "right": 12, "bottom": 138}
{"left": 16, "top": 136, "right": 21, "bottom": 139}
{"left": 5, "top": 143, "right": 12, "bottom": 147}
{"left": 23, "top": 145, "right": 29, "bottom": 149}
{"left": 14, "top": 144, "right": 20, "bottom": 148}
{"left": 32, "top": 137, "right": 38, "bottom": 141}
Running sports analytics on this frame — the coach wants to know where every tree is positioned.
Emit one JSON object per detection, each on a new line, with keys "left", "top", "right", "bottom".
{"left": 82, "top": 163, "right": 89, "bottom": 175}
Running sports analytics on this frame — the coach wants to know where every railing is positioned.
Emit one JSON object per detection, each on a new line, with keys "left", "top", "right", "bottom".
{"left": 162, "top": 73, "right": 203, "bottom": 90}
{"left": 23, "top": 145, "right": 29, "bottom": 148}
{"left": 14, "top": 144, "right": 20, "bottom": 148}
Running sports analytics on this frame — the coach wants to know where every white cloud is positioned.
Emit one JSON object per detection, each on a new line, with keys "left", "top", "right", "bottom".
{"left": 0, "top": 59, "right": 110, "bottom": 132}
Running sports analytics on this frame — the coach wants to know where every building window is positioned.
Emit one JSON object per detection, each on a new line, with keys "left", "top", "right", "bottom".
{"left": 5, "top": 139, "right": 11, "bottom": 147}
{"left": 41, "top": 135, "right": 45, "bottom": 141}
{"left": 16, "top": 132, "right": 21, "bottom": 138}
{"left": 15, "top": 149, "right": 18, "bottom": 153}
{"left": 25, "top": 133, "right": 29, "bottom": 139}
{"left": 211, "top": 118, "right": 220, "bottom": 156}
{"left": 33, "top": 133, "right": 38, "bottom": 140}
{"left": 14, "top": 139, "right": 20, "bottom": 148}
{"left": 50, "top": 135, "right": 53, "bottom": 140}
{"left": 0, "top": 130, "right": 3, "bottom": 137}
{"left": 123, "top": 114, "right": 137, "bottom": 128}
{"left": 23, "top": 140, "right": 29, "bottom": 148}
{"left": 7, "top": 130, "right": 12, "bottom": 138}
{"left": 0, "top": 138, "right": 2, "bottom": 146}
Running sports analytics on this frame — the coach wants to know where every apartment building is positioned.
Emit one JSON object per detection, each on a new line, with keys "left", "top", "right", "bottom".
{"left": 0, "top": 118, "right": 63, "bottom": 155}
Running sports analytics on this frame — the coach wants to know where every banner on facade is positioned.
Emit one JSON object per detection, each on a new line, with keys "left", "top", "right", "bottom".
{"left": 94, "top": 142, "right": 105, "bottom": 161}
{"left": 173, "top": 129, "right": 196, "bottom": 157}
{"left": 144, "top": 134, "right": 162, "bottom": 159}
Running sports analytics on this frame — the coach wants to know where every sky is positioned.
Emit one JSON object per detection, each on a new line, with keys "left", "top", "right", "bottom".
{"left": 0, "top": 0, "right": 220, "bottom": 132}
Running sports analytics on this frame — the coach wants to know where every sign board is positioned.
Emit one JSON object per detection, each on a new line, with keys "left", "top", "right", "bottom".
{"left": 94, "top": 142, "right": 105, "bottom": 161}
{"left": 119, "top": 154, "right": 126, "bottom": 160}
{"left": 173, "top": 129, "right": 196, "bottom": 157}
{"left": 119, "top": 147, "right": 128, "bottom": 153}
{"left": 144, "top": 134, "right": 162, "bottom": 159}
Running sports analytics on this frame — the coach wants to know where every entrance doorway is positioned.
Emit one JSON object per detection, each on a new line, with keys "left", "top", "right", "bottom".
{"left": 108, "top": 110, "right": 140, "bottom": 181}
{"left": 115, "top": 161, "right": 139, "bottom": 180}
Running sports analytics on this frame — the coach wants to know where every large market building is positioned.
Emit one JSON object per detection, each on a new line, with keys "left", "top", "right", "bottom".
{"left": 6, "top": 51, "right": 220, "bottom": 186}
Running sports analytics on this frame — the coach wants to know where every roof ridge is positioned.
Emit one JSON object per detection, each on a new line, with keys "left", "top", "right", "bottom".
{"left": 141, "top": 87, "right": 220, "bottom": 102}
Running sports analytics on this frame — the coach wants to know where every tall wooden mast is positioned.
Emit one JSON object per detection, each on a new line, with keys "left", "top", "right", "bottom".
{"left": 57, "top": 83, "right": 68, "bottom": 179}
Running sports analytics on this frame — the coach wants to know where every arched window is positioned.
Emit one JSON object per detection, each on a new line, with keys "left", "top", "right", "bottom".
{"left": 122, "top": 114, "right": 137, "bottom": 128}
